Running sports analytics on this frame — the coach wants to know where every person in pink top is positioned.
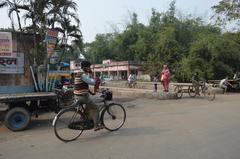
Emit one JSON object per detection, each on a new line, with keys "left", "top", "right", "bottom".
{"left": 161, "top": 64, "right": 170, "bottom": 92}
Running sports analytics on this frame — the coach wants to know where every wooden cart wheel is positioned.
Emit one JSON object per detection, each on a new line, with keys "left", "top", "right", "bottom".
{"left": 174, "top": 86, "right": 183, "bottom": 98}
{"left": 188, "top": 86, "right": 197, "bottom": 97}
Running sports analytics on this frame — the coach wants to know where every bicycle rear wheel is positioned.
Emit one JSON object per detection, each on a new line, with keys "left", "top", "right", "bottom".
{"left": 53, "top": 107, "right": 83, "bottom": 142}
{"left": 188, "top": 86, "right": 197, "bottom": 97}
{"left": 204, "top": 88, "right": 215, "bottom": 101}
{"left": 133, "top": 82, "right": 137, "bottom": 88}
{"left": 174, "top": 86, "right": 183, "bottom": 98}
{"left": 125, "top": 82, "right": 130, "bottom": 88}
{"left": 101, "top": 103, "right": 126, "bottom": 131}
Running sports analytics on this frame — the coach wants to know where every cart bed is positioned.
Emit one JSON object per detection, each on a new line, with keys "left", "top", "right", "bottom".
{"left": 0, "top": 92, "right": 57, "bottom": 103}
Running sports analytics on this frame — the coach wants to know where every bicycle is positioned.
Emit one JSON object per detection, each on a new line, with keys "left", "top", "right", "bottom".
{"left": 188, "top": 81, "right": 216, "bottom": 101}
{"left": 125, "top": 81, "right": 137, "bottom": 88}
{"left": 52, "top": 89, "right": 126, "bottom": 142}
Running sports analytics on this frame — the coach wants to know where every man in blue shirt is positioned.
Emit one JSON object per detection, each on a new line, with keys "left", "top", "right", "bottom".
{"left": 192, "top": 71, "right": 200, "bottom": 95}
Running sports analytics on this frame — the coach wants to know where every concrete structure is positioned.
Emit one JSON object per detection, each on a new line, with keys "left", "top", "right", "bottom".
{"left": 92, "top": 59, "right": 142, "bottom": 80}
{"left": 0, "top": 32, "right": 37, "bottom": 93}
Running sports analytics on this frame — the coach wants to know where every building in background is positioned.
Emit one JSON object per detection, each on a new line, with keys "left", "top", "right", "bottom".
{"left": 92, "top": 59, "right": 142, "bottom": 80}
{"left": 70, "top": 59, "right": 143, "bottom": 80}
{"left": 0, "top": 32, "right": 38, "bottom": 93}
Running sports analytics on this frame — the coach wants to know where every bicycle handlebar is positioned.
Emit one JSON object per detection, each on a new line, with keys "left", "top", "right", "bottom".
{"left": 88, "top": 90, "right": 96, "bottom": 95}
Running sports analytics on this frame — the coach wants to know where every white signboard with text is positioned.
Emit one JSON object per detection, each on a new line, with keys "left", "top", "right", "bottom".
{"left": 0, "top": 32, "right": 12, "bottom": 57}
{"left": 0, "top": 52, "right": 24, "bottom": 74}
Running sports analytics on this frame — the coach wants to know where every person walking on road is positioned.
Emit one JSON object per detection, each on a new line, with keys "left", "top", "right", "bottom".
{"left": 161, "top": 64, "right": 170, "bottom": 92}
{"left": 219, "top": 76, "right": 233, "bottom": 94}
{"left": 153, "top": 75, "right": 158, "bottom": 92}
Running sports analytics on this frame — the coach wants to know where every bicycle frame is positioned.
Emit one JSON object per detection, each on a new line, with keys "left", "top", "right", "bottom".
{"left": 199, "top": 81, "right": 211, "bottom": 94}
{"left": 73, "top": 97, "right": 112, "bottom": 120}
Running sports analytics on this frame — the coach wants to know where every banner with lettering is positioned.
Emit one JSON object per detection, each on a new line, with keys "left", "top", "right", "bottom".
{"left": 46, "top": 29, "right": 58, "bottom": 57}
{"left": 0, "top": 32, "right": 12, "bottom": 57}
{"left": 0, "top": 52, "right": 24, "bottom": 74}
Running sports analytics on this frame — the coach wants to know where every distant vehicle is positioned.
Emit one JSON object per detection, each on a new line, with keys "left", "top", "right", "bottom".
{"left": 100, "top": 75, "right": 113, "bottom": 82}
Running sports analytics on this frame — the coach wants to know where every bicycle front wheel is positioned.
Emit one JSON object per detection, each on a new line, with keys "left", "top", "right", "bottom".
{"left": 101, "top": 103, "right": 126, "bottom": 131}
{"left": 53, "top": 107, "right": 84, "bottom": 142}
{"left": 125, "top": 82, "right": 129, "bottom": 88}
{"left": 204, "top": 88, "right": 215, "bottom": 101}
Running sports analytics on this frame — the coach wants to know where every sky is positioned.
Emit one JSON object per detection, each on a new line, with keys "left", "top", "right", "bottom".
{"left": 0, "top": 0, "right": 221, "bottom": 42}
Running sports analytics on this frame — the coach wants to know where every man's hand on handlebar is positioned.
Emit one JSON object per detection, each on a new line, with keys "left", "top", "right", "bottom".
{"left": 88, "top": 90, "right": 96, "bottom": 95}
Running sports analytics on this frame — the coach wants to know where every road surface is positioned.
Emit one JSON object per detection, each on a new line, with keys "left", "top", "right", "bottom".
{"left": 0, "top": 94, "right": 240, "bottom": 159}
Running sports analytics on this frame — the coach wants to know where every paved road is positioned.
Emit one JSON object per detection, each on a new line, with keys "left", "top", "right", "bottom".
{"left": 0, "top": 94, "right": 240, "bottom": 159}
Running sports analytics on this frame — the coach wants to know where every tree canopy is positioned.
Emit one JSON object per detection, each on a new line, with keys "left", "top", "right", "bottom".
{"left": 0, "top": 0, "right": 83, "bottom": 65}
{"left": 83, "top": 1, "right": 240, "bottom": 81}
{"left": 1, "top": 0, "right": 239, "bottom": 81}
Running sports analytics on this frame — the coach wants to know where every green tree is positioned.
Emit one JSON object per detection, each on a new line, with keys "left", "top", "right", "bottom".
{"left": 20, "top": 0, "right": 50, "bottom": 64}
{"left": 212, "top": 0, "right": 240, "bottom": 27}
{"left": 179, "top": 32, "right": 240, "bottom": 80}
{"left": 0, "top": 0, "right": 24, "bottom": 31}
{"left": 83, "top": 0, "right": 240, "bottom": 82}
{"left": 84, "top": 34, "right": 113, "bottom": 63}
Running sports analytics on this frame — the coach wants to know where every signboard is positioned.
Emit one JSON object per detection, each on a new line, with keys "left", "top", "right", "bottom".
{"left": 47, "top": 29, "right": 58, "bottom": 38}
{"left": 46, "top": 29, "right": 58, "bottom": 57}
{"left": 0, "top": 32, "right": 12, "bottom": 57}
{"left": 47, "top": 43, "right": 55, "bottom": 57}
{"left": 0, "top": 52, "right": 24, "bottom": 74}
{"left": 49, "top": 51, "right": 60, "bottom": 64}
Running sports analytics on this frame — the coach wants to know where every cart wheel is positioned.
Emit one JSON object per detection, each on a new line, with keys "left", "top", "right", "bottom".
{"left": 188, "top": 86, "right": 197, "bottom": 97}
{"left": 4, "top": 107, "right": 31, "bottom": 131}
{"left": 174, "top": 86, "right": 183, "bottom": 98}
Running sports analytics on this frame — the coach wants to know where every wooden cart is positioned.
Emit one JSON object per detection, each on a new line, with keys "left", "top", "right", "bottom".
{"left": 173, "top": 82, "right": 215, "bottom": 101}
{"left": 173, "top": 83, "right": 195, "bottom": 98}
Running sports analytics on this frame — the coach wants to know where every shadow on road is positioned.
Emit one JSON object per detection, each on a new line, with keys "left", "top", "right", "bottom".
{"left": 74, "top": 126, "right": 171, "bottom": 143}
{"left": 28, "top": 118, "right": 54, "bottom": 131}
{"left": 113, "top": 97, "right": 136, "bottom": 103}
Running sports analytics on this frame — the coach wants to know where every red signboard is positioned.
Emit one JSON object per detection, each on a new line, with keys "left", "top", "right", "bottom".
{"left": 0, "top": 32, "right": 12, "bottom": 57}
{"left": 46, "top": 29, "right": 58, "bottom": 38}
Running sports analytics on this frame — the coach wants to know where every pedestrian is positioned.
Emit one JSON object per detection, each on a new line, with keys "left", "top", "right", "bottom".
{"left": 153, "top": 75, "right": 158, "bottom": 92}
{"left": 219, "top": 76, "right": 233, "bottom": 94}
{"left": 161, "top": 64, "right": 170, "bottom": 92}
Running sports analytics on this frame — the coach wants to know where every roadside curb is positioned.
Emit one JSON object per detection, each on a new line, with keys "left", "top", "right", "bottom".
{"left": 101, "top": 86, "right": 178, "bottom": 100}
